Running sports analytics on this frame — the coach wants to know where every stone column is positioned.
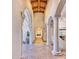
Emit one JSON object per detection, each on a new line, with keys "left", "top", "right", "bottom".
{"left": 46, "top": 22, "right": 51, "bottom": 46}
{"left": 29, "top": 31, "right": 32, "bottom": 45}
{"left": 46, "top": 24, "right": 49, "bottom": 45}
{"left": 58, "top": 17, "right": 62, "bottom": 51}
{"left": 52, "top": 17, "right": 60, "bottom": 55}
{"left": 29, "top": 17, "right": 33, "bottom": 45}
{"left": 29, "top": 23, "right": 32, "bottom": 45}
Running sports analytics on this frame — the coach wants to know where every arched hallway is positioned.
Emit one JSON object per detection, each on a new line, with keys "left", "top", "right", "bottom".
{"left": 12, "top": 0, "right": 66, "bottom": 59}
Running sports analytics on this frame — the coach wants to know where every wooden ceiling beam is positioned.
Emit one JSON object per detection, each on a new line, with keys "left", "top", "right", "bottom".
{"left": 32, "top": 6, "right": 46, "bottom": 9}
{"left": 31, "top": 0, "right": 47, "bottom": 13}
{"left": 40, "top": 0, "right": 47, "bottom": 3}
{"left": 33, "top": 11, "right": 44, "bottom": 13}
{"left": 31, "top": 0, "right": 37, "bottom": 2}
{"left": 32, "top": 6, "right": 45, "bottom": 9}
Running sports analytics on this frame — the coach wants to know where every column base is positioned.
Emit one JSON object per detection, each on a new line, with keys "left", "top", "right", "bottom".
{"left": 46, "top": 42, "right": 49, "bottom": 46}
{"left": 29, "top": 42, "right": 32, "bottom": 45}
{"left": 51, "top": 50, "right": 61, "bottom": 56}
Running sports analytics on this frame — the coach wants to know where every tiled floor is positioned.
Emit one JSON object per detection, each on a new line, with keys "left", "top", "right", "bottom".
{"left": 34, "top": 38, "right": 45, "bottom": 45}
{"left": 21, "top": 44, "right": 65, "bottom": 59}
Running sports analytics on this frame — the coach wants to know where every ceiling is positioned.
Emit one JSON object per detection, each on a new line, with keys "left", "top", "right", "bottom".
{"left": 31, "top": 0, "right": 47, "bottom": 13}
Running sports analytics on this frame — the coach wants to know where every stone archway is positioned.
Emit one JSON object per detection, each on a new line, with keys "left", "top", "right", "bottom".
{"left": 22, "top": 8, "right": 32, "bottom": 45}
{"left": 22, "top": 8, "right": 33, "bottom": 56}
{"left": 48, "top": 17, "right": 54, "bottom": 47}
{"left": 46, "top": 16, "right": 54, "bottom": 47}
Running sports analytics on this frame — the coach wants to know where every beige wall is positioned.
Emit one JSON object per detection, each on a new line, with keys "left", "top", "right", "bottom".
{"left": 45, "top": 0, "right": 60, "bottom": 24}
{"left": 33, "top": 13, "right": 44, "bottom": 28}
{"left": 12, "top": 0, "right": 22, "bottom": 59}
{"left": 12, "top": 0, "right": 33, "bottom": 59}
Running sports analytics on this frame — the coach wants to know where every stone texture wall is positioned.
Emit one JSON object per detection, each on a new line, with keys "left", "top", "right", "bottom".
{"left": 12, "top": 0, "right": 33, "bottom": 59}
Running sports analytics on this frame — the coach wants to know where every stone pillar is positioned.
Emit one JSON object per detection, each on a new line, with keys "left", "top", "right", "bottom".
{"left": 52, "top": 17, "right": 60, "bottom": 55}
{"left": 46, "top": 24, "right": 49, "bottom": 45}
{"left": 46, "top": 24, "right": 50, "bottom": 45}
{"left": 58, "top": 17, "right": 62, "bottom": 51}
{"left": 29, "top": 17, "right": 33, "bottom": 45}
{"left": 29, "top": 31, "right": 32, "bottom": 45}
{"left": 29, "top": 22, "right": 32, "bottom": 45}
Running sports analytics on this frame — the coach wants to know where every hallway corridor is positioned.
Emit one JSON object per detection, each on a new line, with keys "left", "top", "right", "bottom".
{"left": 22, "top": 45, "right": 65, "bottom": 59}
{"left": 13, "top": 0, "right": 66, "bottom": 59}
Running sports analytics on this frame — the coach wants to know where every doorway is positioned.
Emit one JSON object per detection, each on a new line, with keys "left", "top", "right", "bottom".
{"left": 34, "top": 27, "right": 45, "bottom": 45}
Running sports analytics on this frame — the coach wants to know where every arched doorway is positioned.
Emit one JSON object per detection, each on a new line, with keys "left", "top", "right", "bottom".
{"left": 22, "top": 8, "right": 32, "bottom": 56}
{"left": 34, "top": 27, "right": 44, "bottom": 45}
{"left": 22, "top": 8, "right": 32, "bottom": 45}
{"left": 35, "top": 27, "right": 43, "bottom": 39}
